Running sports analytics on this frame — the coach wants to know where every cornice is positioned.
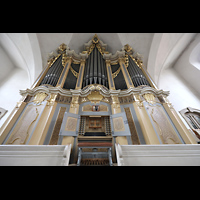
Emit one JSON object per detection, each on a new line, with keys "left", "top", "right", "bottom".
{"left": 20, "top": 85, "right": 170, "bottom": 99}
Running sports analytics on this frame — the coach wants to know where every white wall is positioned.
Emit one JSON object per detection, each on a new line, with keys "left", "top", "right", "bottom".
{"left": 159, "top": 67, "right": 200, "bottom": 129}
{"left": 0, "top": 33, "right": 43, "bottom": 86}
{"left": 147, "top": 33, "right": 197, "bottom": 85}
{"left": 174, "top": 34, "right": 200, "bottom": 95}
{"left": 0, "top": 46, "right": 14, "bottom": 81}
{"left": 0, "top": 68, "right": 29, "bottom": 127}
{"left": 0, "top": 33, "right": 43, "bottom": 128}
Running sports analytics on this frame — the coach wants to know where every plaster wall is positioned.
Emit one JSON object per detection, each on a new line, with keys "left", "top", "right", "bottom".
{"left": 147, "top": 33, "right": 196, "bottom": 85}
{"left": 0, "top": 46, "right": 15, "bottom": 81}
{"left": 159, "top": 67, "right": 200, "bottom": 129}
{"left": 0, "top": 68, "right": 29, "bottom": 127}
{"left": 174, "top": 33, "right": 200, "bottom": 95}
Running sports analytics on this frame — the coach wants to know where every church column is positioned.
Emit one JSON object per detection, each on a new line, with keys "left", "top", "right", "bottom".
{"left": 105, "top": 59, "right": 115, "bottom": 90}
{"left": 162, "top": 97, "right": 197, "bottom": 144}
{"left": 118, "top": 57, "right": 134, "bottom": 89}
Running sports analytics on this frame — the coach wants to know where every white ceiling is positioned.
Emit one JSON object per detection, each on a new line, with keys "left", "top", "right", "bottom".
{"left": 0, "top": 33, "right": 198, "bottom": 92}
{"left": 36, "top": 33, "right": 154, "bottom": 69}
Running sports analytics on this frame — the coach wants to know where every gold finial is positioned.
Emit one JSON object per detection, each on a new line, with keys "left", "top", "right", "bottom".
{"left": 92, "top": 34, "right": 99, "bottom": 44}
{"left": 59, "top": 43, "right": 67, "bottom": 51}
{"left": 124, "top": 44, "right": 134, "bottom": 54}
{"left": 57, "top": 43, "right": 67, "bottom": 54}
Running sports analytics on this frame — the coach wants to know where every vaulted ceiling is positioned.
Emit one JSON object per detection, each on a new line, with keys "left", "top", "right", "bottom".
{"left": 0, "top": 33, "right": 198, "bottom": 90}
{"left": 36, "top": 33, "right": 154, "bottom": 69}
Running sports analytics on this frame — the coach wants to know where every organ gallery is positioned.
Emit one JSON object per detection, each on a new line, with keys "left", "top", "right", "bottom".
{"left": 0, "top": 34, "right": 198, "bottom": 166}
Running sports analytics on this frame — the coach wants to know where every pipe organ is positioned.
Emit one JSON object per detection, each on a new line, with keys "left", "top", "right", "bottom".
{"left": 0, "top": 34, "right": 197, "bottom": 166}
{"left": 82, "top": 46, "right": 108, "bottom": 88}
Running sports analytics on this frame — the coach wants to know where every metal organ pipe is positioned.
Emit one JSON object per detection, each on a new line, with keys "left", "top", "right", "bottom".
{"left": 101, "top": 53, "right": 106, "bottom": 86}
{"left": 97, "top": 49, "right": 102, "bottom": 85}
{"left": 40, "top": 55, "right": 64, "bottom": 87}
{"left": 128, "top": 55, "right": 151, "bottom": 87}
{"left": 127, "top": 56, "right": 137, "bottom": 86}
{"left": 49, "top": 56, "right": 61, "bottom": 86}
{"left": 81, "top": 45, "right": 109, "bottom": 89}
{"left": 89, "top": 50, "right": 94, "bottom": 85}
{"left": 93, "top": 47, "right": 98, "bottom": 84}
{"left": 129, "top": 56, "right": 140, "bottom": 87}
{"left": 85, "top": 53, "right": 91, "bottom": 86}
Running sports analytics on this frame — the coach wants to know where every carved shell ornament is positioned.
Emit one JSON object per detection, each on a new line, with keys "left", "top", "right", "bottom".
{"left": 143, "top": 93, "right": 156, "bottom": 104}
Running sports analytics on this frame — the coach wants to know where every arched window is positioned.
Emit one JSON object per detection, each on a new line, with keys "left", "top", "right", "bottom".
{"left": 180, "top": 107, "right": 200, "bottom": 139}
{"left": 189, "top": 42, "right": 200, "bottom": 70}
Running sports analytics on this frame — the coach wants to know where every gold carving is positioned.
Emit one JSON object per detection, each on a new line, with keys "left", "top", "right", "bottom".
{"left": 81, "top": 97, "right": 88, "bottom": 103}
{"left": 59, "top": 43, "right": 67, "bottom": 51}
{"left": 57, "top": 43, "right": 67, "bottom": 54}
{"left": 72, "top": 96, "right": 79, "bottom": 104}
{"left": 124, "top": 44, "right": 133, "bottom": 53}
{"left": 143, "top": 93, "right": 155, "bottom": 104}
{"left": 134, "top": 94, "right": 143, "bottom": 108}
{"left": 7, "top": 105, "right": 42, "bottom": 145}
{"left": 149, "top": 105, "right": 181, "bottom": 144}
{"left": 112, "top": 67, "right": 121, "bottom": 79}
{"left": 69, "top": 96, "right": 80, "bottom": 114}
{"left": 87, "top": 91, "right": 103, "bottom": 103}
{"left": 118, "top": 95, "right": 135, "bottom": 104}
{"left": 100, "top": 105, "right": 108, "bottom": 112}
{"left": 85, "top": 34, "right": 107, "bottom": 56}
{"left": 56, "top": 95, "right": 72, "bottom": 104}
{"left": 70, "top": 65, "right": 79, "bottom": 78}
{"left": 113, "top": 117, "right": 125, "bottom": 132}
{"left": 82, "top": 104, "right": 92, "bottom": 112}
{"left": 62, "top": 54, "right": 68, "bottom": 67}
{"left": 92, "top": 34, "right": 99, "bottom": 44}
{"left": 111, "top": 95, "right": 121, "bottom": 113}
{"left": 47, "top": 53, "right": 60, "bottom": 67}
{"left": 125, "top": 54, "right": 129, "bottom": 68}
{"left": 65, "top": 117, "right": 77, "bottom": 131}
{"left": 47, "top": 94, "right": 57, "bottom": 106}
{"left": 32, "top": 92, "right": 48, "bottom": 105}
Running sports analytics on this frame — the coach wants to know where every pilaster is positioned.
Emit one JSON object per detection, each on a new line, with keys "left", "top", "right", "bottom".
{"left": 132, "top": 96, "right": 161, "bottom": 144}
{"left": 56, "top": 56, "right": 72, "bottom": 88}
{"left": 0, "top": 101, "right": 27, "bottom": 144}
{"left": 28, "top": 94, "right": 58, "bottom": 145}
{"left": 137, "top": 59, "right": 158, "bottom": 89}
{"left": 105, "top": 59, "right": 115, "bottom": 90}
{"left": 75, "top": 55, "right": 87, "bottom": 89}
{"left": 31, "top": 63, "right": 50, "bottom": 88}
{"left": 162, "top": 100, "right": 197, "bottom": 144}
{"left": 111, "top": 95, "right": 121, "bottom": 114}
{"left": 118, "top": 57, "right": 134, "bottom": 89}
{"left": 69, "top": 95, "right": 80, "bottom": 114}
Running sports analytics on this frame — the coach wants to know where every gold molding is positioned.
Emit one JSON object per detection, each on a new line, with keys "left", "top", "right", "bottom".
{"left": 87, "top": 91, "right": 104, "bottom": 103}
{"left": 70, "top": 65, "right": 79, "bottom": 78}
{"left": 112, "top": 67, "right": 121, "bottom": 79}
{"left": 143, "top": 93, "right": 156, "bottom": 104}
{"left": 32, "top": 92, "right": 48, "bottom": 105}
